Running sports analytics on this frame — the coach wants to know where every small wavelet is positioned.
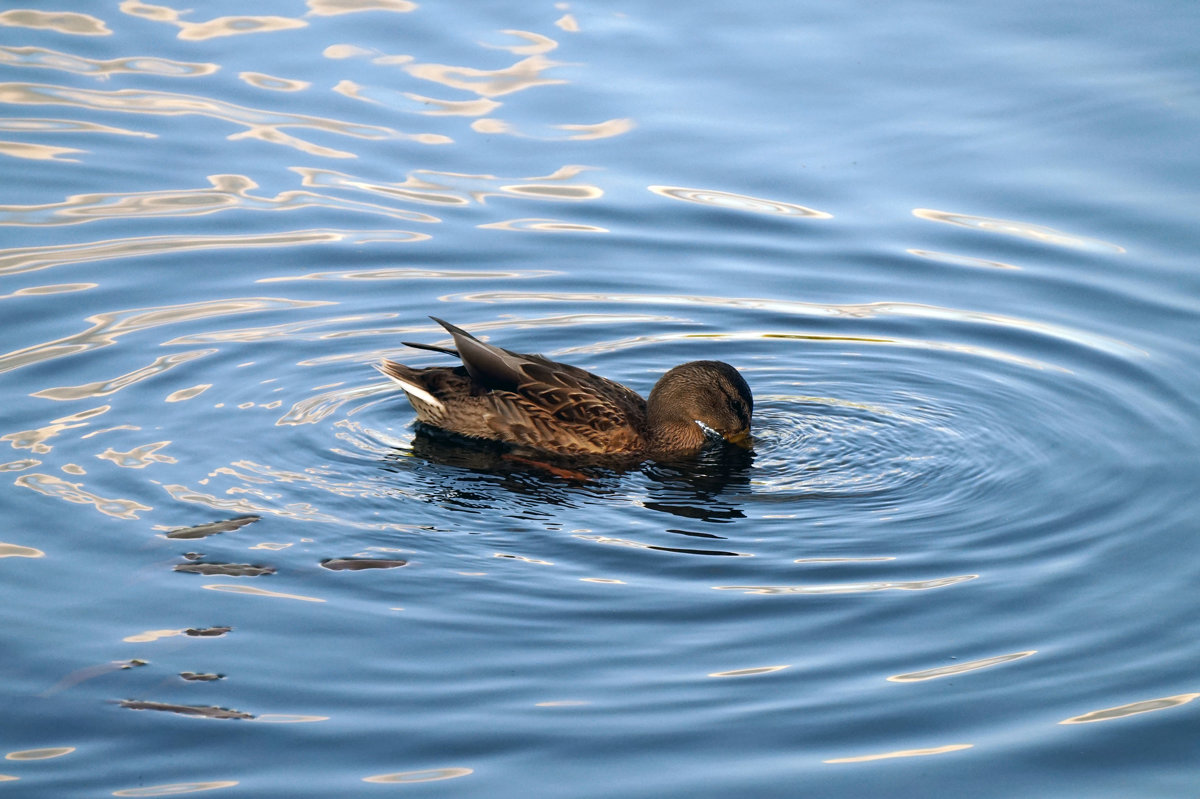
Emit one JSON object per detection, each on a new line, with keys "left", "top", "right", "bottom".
{"left": 0, "top": 81, "right": 437, "bottom": 157}
{"left": 14, "top": 473, "right": 151, "bottom": 519}
{"left": 363, "top": 768, "right": 473, "bottom": 784}
{"left": 1059, "top": 692, "right": 1199, "bottom": 725}
{"left": 0, "top": 229, "right": 418, "bottom": 279}
{"left": 258, "top": 266, "right": 557, "bottom": 284}
{"left": 2, "top": 405, "right": 109, "bottom": 453}
{"left": 713, "top": 575, "right": 977, "bottom": 594}
{"left": 293, "top": 164, "right": 603, "bottom": 206}
{"left": 0, "top": 542, "right": 44, "bottom": 558}
{"left": 0, "top": 46, "right": 217, "bottom": 78}
{"left": 118, "top": 2, "right": 307, "bottom": 41}
{"left": 480, "top": 29, "right": 559, "bottom": 56}
{"left": 405, "top": 54, "right": 567, "bottom": 98}
{"left": 161, "top": 468, "right": 419, "bottom": 531}
{"left": 0, "top": 141, "right": 83, "bottom": 162}
{"left": 469, "top": 117, "right": 635, "bottom": 141}
{"left": 914, "top": 208, "right": 1125, "bottom": 254}
{"left": 166, "top": 384, "right": 211, "bottom": 403}
{"left": 113, "top": 781, "right": 239, "bottom": 796}
{"left": 0, "top": 10, "right": 110, "bottom": 36}
{"left": 441, "top": 291, "right": 1143, "bottom": 360}
{"left": 4, "top": 747, "right": 76, "bottom": 760}
{"left": 555, "top": 118, "right": 635, "bottom": 140}
{"left": 0, "top": 174, "right": 441, "bottom": 227}
{"left": 888, "top": 651, "right": 1037, "bottom": 682}
{"left": 277, "top": 382, "right": 389, "bottom": 426}
{"left": 478, "top": 218, "right": 608, "bottom": 233}
{"left": 907, "top": 248, "right": 1020, "bottom": 270}
{"left": 33, "top": 349, "right": 215, "bottom": 401}
{"left": 306, "top": 0, "right": 418, "bottom": 16}
{"left": 396, "top": 93, "right": 501, "bottom": 117}
{"left": 97, "top": 441, "right": 177, "bottom": 469}
{"left": 708, "top": 665, "right": 790, "bottom": 678}
{"left": 0, "top": 296, "right": 332, "bottom": 375}
{"left": 649, "top": 185, "right": 832, "bottom": 219}
{"left": 239, "top": 72, "right": 311, "bottom": 92}
{"left": 201, "top": 584, "right": 325, "bottom": 602}
{"left": 824, "top": 744, "right": 973, "bottom": 764}
{"left": 0, "top": 118, "right": 154, "bottom": 139}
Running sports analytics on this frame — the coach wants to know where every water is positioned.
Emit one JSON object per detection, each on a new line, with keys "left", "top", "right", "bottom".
{"left": 2, "top": 1, "right": 1198, "bottom": 796}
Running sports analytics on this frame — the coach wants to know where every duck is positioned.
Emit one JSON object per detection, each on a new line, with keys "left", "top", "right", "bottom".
{"left": 375, "top": 317, "right": 753, "bottom": 457}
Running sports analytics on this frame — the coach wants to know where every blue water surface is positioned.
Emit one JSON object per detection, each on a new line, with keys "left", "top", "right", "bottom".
{"left": 2, "top": 1, "right": 1199, "bottom": 797}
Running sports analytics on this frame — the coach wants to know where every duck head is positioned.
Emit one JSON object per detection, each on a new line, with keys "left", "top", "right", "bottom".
{"left": 646, "top": 360, "right": 753, "bottom": 452}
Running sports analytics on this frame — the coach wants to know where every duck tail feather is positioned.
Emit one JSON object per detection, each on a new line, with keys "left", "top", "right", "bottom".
{"left": 402, "top": 341, "right": 459, "bottom": 357}
{"left": 431, "top": 318, "right": 522, "bottom": 391}
{"left": 374, "top": 360, "right": 445, "bottom": 410}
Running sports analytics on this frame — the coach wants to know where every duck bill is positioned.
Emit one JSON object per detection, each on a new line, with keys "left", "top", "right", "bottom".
{"left": 722, "top": 429, "right": 753, "bottom": 450}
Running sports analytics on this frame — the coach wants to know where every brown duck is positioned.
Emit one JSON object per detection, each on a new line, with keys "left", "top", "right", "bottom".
{"left": 375, "top": 318, "right": 753, "bottom": 457}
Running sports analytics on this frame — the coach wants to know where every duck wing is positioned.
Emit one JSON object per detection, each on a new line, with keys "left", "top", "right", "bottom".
{"left": 431, "top": 317, "right": 523, "bottom": 391}
{"left": 433, "top": 318, "right": 646, "bottom": 436}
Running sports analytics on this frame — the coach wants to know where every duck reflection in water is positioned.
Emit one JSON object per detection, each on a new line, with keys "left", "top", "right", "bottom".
{"left": 394, "top": 423, "right": 752, "bottom": 524}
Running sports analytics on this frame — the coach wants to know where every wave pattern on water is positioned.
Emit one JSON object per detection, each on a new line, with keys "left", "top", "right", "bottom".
{"left": 0, "top": 297, "right": 331, "bottom": 374}
{"left": 2, "top": 2, "right": 1198, "bottom": 797}
{"left": 0, "top": 10, "right": 111, "bottom": 36}
{"left": 118, "top": 1, "right": 308, "bottom": 42}
{"left": 0, "top": 173, "right": 442, "bottom": 226}
{"left": 0, "top": 81, "right": 445, "bottom": 157}
{"left": 0, "top": 45, "right": 217, "bottom": 78}
{"left": 0, "top": 229, "right": 426, "bottom": 278}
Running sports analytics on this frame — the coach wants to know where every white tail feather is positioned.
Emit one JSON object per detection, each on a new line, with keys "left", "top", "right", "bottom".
{"left": 374, "top": 364, "right": 445, "bottom": 410}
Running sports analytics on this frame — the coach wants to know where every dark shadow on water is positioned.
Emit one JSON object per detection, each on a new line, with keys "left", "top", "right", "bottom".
{"left": 382, "top": 424, "right": 753, "bottom": 523}
{"left": 640, "top": 445, "right": 755, "bottom": 523}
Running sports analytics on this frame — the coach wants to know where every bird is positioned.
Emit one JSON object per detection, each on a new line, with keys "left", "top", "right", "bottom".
{"left": 374, "top": 317, "right": 753, "bottom": 458}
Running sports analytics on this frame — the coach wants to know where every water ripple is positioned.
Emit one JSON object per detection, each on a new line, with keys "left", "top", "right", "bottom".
{"left": 0, "top": 296, "right": 331, "bottom": 374}
{"left": 32, "top": 349, "right": 215, "bottom": 401}
{"left": 293, "top": 164, "right": 603, "bottom": 206}
{"left": 712, "top": 575, "right": 977, "bottom": 594}
{"left": 405, "top": 54, "right": 567, "bottom": 98}
{"left": 258, "top": 266, "right": 557, "bottom": 284}
{"left": 649, "top": 185, "right": 832, "bottom": 219}
{"left": 0, "top": 229, "right": 427, "bottom": 279}
{"left": 444, "top": 291, "right": 1144, "bottom": 359}
{"left": 0, "top": 10, "right": 110, "bottom": 36}
{"left": 478, "top": 218, "right": 607, "bottom": 233}
{"left": 0, "top": 174, "right": 441, "bottom": 226}
{"left": 118, "top": 1, "right": 307, "bottom": 41}
{"left": 239, "top": 72, "right": 311, "bottom": 92}
{"left": 914, "top": 208, "right": 1125, "bottom": 253}
{"left": 306, "top": 0, "right": 418, "bottom": 17}
{"left": 0, "top": 117, "right": 156, "bottom": 138}
{"left": 0, "top": 140, "right": 84, "bottom": 162}
{"left": 0, "top": 82, "right": 443, "bottom": 157}
{"left": 0, "top": 46, "right": 217, "bottom": 78}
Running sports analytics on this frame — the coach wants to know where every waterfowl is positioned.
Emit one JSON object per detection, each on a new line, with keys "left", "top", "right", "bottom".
{"left": 375, "top": 318, "right": 753, "bottom": 457}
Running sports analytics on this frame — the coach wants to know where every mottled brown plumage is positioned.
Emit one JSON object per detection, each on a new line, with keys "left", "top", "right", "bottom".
{"left": 375, "top": 318, "right": 753, "bottom": 457}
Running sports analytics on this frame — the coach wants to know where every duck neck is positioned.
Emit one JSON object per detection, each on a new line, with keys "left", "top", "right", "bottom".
{"left": 644, "top": 411, "right": 707, "bottom": 454}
